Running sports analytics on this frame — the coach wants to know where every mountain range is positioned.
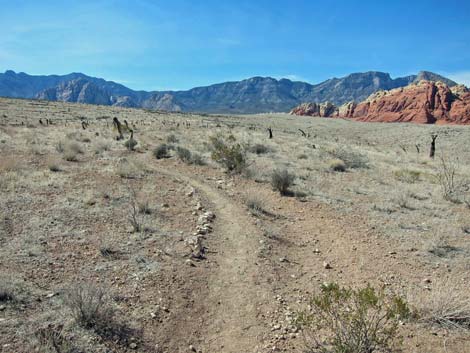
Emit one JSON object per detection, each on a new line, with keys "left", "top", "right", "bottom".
{"left": 0, "top": 69, "right": 458, "bottom": 114}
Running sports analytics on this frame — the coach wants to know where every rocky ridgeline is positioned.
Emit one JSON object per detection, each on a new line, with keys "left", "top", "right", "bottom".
{"left": 290, "top": 80, "right": 470, "bottom": 124}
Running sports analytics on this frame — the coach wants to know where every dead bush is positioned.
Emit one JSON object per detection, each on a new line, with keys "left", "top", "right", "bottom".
{"left": 64, "top": 283, "right": 140, "bottom": 343}
{"left": 33, "top": 324, "right": 79, "bottom": 353}
{"left": 435, "top": 156, "right": 468, "bottom": 203}
{"left": 412, "top": 279, "right": 470, "bottom": 330}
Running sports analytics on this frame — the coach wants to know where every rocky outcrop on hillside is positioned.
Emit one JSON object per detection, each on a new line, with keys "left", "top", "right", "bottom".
{"left": 36, "top": 78, "right": 111, "bottom": 105}
{"left": 289, "top": 102, "right": 337, "bottom": 117}
{"left": 290, "top": 81, "right": 470, "bottom": 124}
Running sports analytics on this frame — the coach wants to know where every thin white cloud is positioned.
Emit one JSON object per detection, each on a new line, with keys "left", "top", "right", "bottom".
{"left": 446, "top": 71, "right": 470, "bottom": 87}
{"left": 273, "top": 74, "right": 308, "bottom": 82}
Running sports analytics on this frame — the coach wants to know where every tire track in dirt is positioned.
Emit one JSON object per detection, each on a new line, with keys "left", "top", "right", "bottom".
{"left": 156, "top": 167, "right": 273, "bottom": 353}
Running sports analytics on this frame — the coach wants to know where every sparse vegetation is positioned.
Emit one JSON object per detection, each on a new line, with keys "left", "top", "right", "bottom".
{"left": 296, "top": 283, "right": 410, "bottom": 353}
{"left": 271, "top": 169, "right": 295, "bottom": 195}
{"left": 329, "top": 147, "right": 369, "bottom": 169}
{"left": 435, "top": 155, "right": 467, "bottom": 203}
{"left": 32, "top": 324, "right": 77, "bottom": 353}
{"left": 64, "top": 283, "right": 140, "bottom": 343}
{"left": 176, "top": 146, "right": 192, "bottom": 163}
{"left": 413, "top": 279, "right": 470, "bottom": 330}
{"left": 48, "top": 160, "right": 61, "bottom": 172}
{"left": 394, "top": 169, "right": 421, "bottom": 183}
{"left": 167, "top": 134, "right": 179, "bottom": 143}
{"left": 246, "top": 197, "right": 269, "bottom": 216}
{"left": 0, "top": 279, "right": 15, "bottom": 302}
{"left": 128, "top": 188, "right": 144, "bottom": 232}
{"left": 248, "top": 143, "right": 270, "bottom": 155}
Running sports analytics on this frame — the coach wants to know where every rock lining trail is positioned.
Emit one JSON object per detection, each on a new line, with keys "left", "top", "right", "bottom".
{"left": 156, "top": 167, "right": 273, "bottom": 353}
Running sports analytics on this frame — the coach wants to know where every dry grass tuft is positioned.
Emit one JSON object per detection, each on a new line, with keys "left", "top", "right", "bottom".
{"left": 412, "top": 279, "right": 470, "bottom": 330}
{"left": 271, "top": 169, "right": 295, "bottom": 195}
{"left": 328, "top": 159, "right": 347, "bottom": 172}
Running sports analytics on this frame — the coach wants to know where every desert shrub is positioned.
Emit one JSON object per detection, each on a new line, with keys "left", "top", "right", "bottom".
{"left": 138, "top": 199, "right": 152, "bottom": 215}
{"left": 413, "top": 279, "right": 470, "bottom": 330}
{"left": 176, "top": 146, "right": 192, "bottom": 163}
{"left": 33, "top": 324, "right": 78, "bottom": 353}
{"left": 64, "top": 283, "right": 139, "bottom": 343}
{"left": 329, "top": 159, "right": 346, "bottom": 172}
{"left": 248, "top": 143, "right": 270, "bottom": 155}
{"left": 394, "top": 169, "right": 421, "bottom": 183}
{"left": 58, "top": 141, "right": 83, "bottom": 162}
{"left": 48, "top": 161, "right": 61, "bottom": 172}
{"left": 63, "top": 151, "right": 78, "bottom": 162}
{"left": 247, "top": 197, "right": 267, "bottom": 215}
{"left": 66, "top": 142, "right": 84, "bottom": 154}
{"left": 115, "top": 159, "right": 142, "bottom": 179}
{"left": 425, "top": 233, "right": 458, "bottom": 258}
{"left": 166, "top": 134, "right": 179, "bottom": 143}
{"left": 296, "top": 283, "right": 410, "bottom": 353}
{"left": 0, "top": 279, "right": 15, "bottom": 302}
{"left": 435, "top": 156, "right": 468, "bottom": 203}
{"left": 329, "top": 147, "right": 368, "bottom": 169}
{"left": 153, "top": 144, "right": 170, "bottom": 159}
{"left": 93, "top": 140, "right": 110, "bottom": 154}
{"left": 128, "top": 188, "right": 144, "bottom": 232}
{"left": 191, "top": 153, "right": 205, "bottom": 166}
{"left": 271, "top": 169, "right": 295, "bottom": 195}
{"left": 209, "top": 135, "right": 246, "bottom": 173}
{"left": 55, "top": 141, "right": 65, "bottom": 153}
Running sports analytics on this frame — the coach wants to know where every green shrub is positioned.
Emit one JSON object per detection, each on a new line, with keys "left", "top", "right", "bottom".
{"left": 209, "top": 135, "right": 246, "bottom": 173}
{"left": 296, "top": 283, "right": 410, "bottom": 353}
{"left": 271, "top": 169, "right": 295, "bottom": 195}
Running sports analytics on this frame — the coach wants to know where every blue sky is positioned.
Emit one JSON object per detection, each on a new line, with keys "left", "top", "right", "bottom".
{"left": 1, "top": 0, "right": 469, "bottom": 90}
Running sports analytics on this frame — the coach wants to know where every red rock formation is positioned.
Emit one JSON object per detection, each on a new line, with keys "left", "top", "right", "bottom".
{"left": 343, "top": 81, "right": 470, "bottom": 124}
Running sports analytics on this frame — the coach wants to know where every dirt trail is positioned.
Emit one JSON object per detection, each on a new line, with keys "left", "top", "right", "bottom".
{"left": 157, "top": 167, "right": 272, "bottom": 353}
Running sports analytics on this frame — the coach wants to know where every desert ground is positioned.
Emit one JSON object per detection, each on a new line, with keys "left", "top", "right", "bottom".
{"left": 1, "top": 97, "right": 469, "bottom": 353}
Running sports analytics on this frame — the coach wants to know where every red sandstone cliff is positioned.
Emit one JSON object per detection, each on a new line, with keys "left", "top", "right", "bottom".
{"left": 290, "top": 81, "right": 470, "bottom": 124}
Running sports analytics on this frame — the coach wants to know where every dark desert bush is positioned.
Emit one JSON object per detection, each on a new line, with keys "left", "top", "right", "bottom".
{"left": 153, "top": 143, "right": 170, "bottom": 159}
{"left": 249, "top": 143, "right": 270, "bottom": 155}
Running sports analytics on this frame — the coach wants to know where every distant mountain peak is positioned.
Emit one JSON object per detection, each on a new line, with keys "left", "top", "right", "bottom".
{"left": 0, "top": 69, "right": 461, "bottom": 114}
